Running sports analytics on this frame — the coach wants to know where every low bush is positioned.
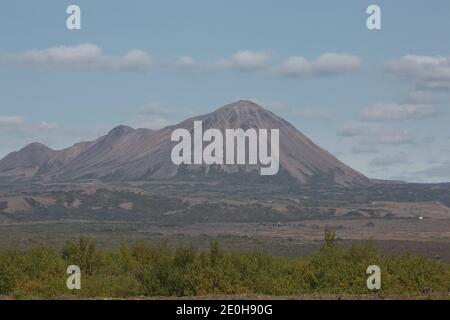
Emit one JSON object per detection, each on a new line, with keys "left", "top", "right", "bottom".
{"left": 0, "top": 233, "right": 448, "bottom": 299}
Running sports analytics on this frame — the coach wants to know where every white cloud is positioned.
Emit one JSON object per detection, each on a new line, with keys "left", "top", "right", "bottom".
{"left": 212, "top": 50, "right": 271, "bottom": 71}
{"left": 369, "top": 152, "right": 412, "bottom": 167}
{"left": 119, "top": 50, "right": 153, "bottom": 70}
{"left": 386, "top": 55, "right": 450, "bottom": 80}
{"left": 127, "top": 102, "right": 180, "bottom": 130}
{"left": 387, "top": 173, "right": 425, "bottom": 183}
{"left": 0, "top": 116, "right": 27, "bottom": 127}
{"left": 211, "top": 59, "right": 233, "bottom": 69}
{"left": 231, "top": 50, "right": 271, "bottom": 71}
{"left": 280, "top": 53, "right": 361, "bottom": 77}
{"left": 2, "top": 44, "right": 153, "bottom": 71}
{"left": 350, "top": 146, "right": 379, "bottom": 154}
{"left": 2, "top": 46, "right": 365, "bottom": 79}
{"left": 128, "top": 115, "right": 172, "bottom": 130}
{"left": 360, "top": 102, "right": 439, "bottom": 121}
{"left": 0, "top": 115, "right": 57, "bottom": 133}
{"left": 386, "top": 55, "right": 450, "bottom": 90}
{"left": 338, "top": 123, "right": 415, "bottom": 145}
{"left": 0, "top": 115, "right": 58, "bottom": 158}
{"left": 404, "top": 90, "right": 439, "bottom": 104}
{"left": 177, "top": 56, "right": 196, "bottom": 68}
{"left": 417, "top": 161, "right": 450, "bottom": 180}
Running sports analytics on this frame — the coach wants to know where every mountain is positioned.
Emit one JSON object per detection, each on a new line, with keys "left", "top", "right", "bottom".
{"left": 0, "top": 142, "right": 56, "bottom": 178}
{"left": 0, "top": 101, "right": 371, "bottom": 186}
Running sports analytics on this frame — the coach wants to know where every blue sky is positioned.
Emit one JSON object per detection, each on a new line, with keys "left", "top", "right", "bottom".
{"left": 1, "top": 0, "right": 449, "bottom": 182}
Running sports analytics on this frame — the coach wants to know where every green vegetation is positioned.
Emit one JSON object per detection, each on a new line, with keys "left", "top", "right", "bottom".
{"left": 0, "top": 230, "right": 449, "bottom": 299}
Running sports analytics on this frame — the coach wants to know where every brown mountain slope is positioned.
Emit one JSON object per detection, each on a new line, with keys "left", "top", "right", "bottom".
{"left": 0, "top": 101, "right": 371, "bottom": 186}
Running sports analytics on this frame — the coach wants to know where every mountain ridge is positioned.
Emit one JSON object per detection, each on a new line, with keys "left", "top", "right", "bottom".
{"left": 0, "top": 100, "right": 371, "bottom": 186}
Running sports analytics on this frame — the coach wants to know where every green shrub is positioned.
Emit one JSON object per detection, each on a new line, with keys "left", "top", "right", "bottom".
{"left": 61, "top": 237, "right": 104, "bottom": 275}
{"left": 0, "top": 248, "right": 22, "bottom": 295}
{"left": 0, "top": 234, "right": 449, "bottom": 298}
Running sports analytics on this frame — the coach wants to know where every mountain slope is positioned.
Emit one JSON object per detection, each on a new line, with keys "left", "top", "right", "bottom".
{"left": 171, "top": 100, "right": 370, "bottom": 185}
{"left": 0, "top": 101, "right": 371, "bottom": 186}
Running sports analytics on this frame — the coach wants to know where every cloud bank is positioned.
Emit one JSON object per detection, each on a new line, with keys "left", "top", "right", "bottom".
{"left": 2, "top": 44, "right": 153, "bottom": 71}
{"left": 1, "top": 45, "right": 362, "bottom": 79}
{"left": 386, "top": 54, "right": 450, "bottom": 90}
{"left": 360, "top": 102, "right": 439, "bottom": 121}
{"left": 212, "top": 50, "right": 272, "bottom": 71}
{"left": 369, "top": 152, "right": 412, "bottom": 167}
{"left": 0, "top": 115, "right": 56, "bottom": 133}
{"left": 280, "top": 53, "right": 361, "bottom": 77}
{"left": 338, "top": 123, "right": 415, "bottom": 145}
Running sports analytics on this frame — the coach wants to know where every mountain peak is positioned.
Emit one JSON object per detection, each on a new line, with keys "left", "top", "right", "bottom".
{"left": 219, "top": 100, "right": 263, "bottom": 112}
{"left": 107, "top": 125, "right": 134, "bottom": 137}
{"left": 20, "top": 142, "right": 54, "bottom": 152}
{"left": 232, "top": 99, "right": 260, "bottom": 106}
{"left": 0, "top": 142, "right": 55, "bottom": 174}
{"left": 211, "top": 100, "right": 270, "bottom": 123}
